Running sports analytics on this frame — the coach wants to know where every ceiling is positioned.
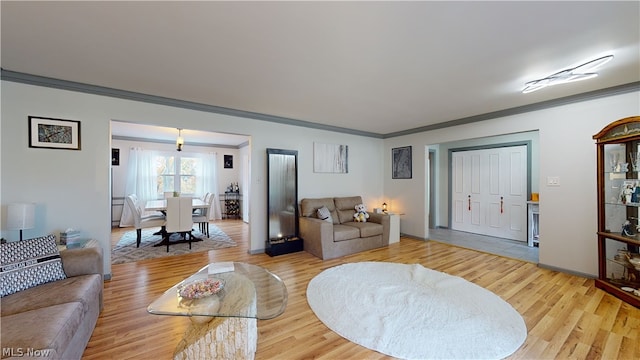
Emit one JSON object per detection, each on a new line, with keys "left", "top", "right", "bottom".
{"left": 2, "top": 1, "right": 639, "bottom": 139}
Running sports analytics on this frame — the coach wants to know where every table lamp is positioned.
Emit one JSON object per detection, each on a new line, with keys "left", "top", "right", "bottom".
{"left": 7, "top": 203, "right": 35, "bottom": 241}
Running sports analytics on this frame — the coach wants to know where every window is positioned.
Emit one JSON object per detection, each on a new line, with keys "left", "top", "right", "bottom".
{"left": 154, "top": 153, "right": 202, "bottom": 196}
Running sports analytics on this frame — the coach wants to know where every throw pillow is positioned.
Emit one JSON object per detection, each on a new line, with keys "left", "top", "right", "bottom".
{"left": 317, "top": 206, "right": 333, "bottom": 223}
{"left": 0, "top": 234, "right": 67, "bottom": 297}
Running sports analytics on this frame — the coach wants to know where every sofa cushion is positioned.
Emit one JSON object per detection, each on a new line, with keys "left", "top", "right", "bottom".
{"left": 1, "top": 274, "right": 102, "bottom": 317}
{"left": 60, "top": 247, "right": 104, "bottom": 278}
{"left": 1, "top": 234, "right": 67, "bottom": 297}
{"left": 1, "top": 302, "right": 83, "bottom": 359}
{"left": 334, "top": 196, "right": 363, "bottom": 224}
{"left": 317, "top": 206, "right": 333, "bottom": 223}
{"left": 333, "top": 224, "right": 361, "bottom": 242}
{"left": 343, "top": 221, "right": 384, "bottom": 238}
{"left": 300, "top": 198, "right": 338, "bottom": 224}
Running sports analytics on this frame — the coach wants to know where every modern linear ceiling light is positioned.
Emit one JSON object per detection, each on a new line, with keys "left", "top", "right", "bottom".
{"left": 522, "top": 55, "right": 614, "bottom": 94}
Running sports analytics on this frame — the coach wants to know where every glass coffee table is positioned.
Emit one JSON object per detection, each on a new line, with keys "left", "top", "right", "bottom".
{"left": 148, "top": 262, "right": 288, "bottom": 360}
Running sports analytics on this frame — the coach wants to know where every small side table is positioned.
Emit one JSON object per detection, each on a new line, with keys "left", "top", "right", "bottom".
{"left": 388, "top": 213, "right": 401, "bottom": 244}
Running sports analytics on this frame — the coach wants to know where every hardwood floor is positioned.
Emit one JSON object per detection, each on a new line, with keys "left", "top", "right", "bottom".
{"left": 85, "top": 220, "right": 640, "bottom": 359}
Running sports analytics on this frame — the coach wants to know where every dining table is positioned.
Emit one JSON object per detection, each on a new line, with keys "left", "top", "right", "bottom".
{"left": 145, "top": 198, "right": 209, "bottom": 212}
{"left": 144, "top": 198, "right": 210, "bottom": 248}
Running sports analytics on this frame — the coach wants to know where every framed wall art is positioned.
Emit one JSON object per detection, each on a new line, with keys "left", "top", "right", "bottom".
{"left": 313, "top": 142, "right": 348, "bottom": 173}
{"left": 112, "top": 148, "right": 120, "bottom": 166}
{"left": 392, "top": 146, "right": 412, "bottom": 179}
{"left": 28, "top": 116, "right": 81, "bottom": 150}
{"left": 224, "top": 155, "right": 233, "bottom": 169}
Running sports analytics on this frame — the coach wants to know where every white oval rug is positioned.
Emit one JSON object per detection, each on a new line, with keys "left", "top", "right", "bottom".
{"left": 306, "top": 262, "right": 527, "bottom": 360}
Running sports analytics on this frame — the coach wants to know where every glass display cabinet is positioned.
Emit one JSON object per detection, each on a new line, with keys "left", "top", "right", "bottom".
{"left": 593, "top": 116, "right": 640, "bottom": 307}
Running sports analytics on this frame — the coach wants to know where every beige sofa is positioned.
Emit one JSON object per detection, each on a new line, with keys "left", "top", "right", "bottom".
{"left": 1, "top": 246, "right": 103, "bottom": 359}
{"left": 299, "top": 196, "right": 390, "bottom": 260}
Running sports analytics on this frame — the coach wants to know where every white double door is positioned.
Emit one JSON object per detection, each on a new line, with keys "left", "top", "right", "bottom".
{"left": 451, "top": 145, "right": 527, "bottom": 242}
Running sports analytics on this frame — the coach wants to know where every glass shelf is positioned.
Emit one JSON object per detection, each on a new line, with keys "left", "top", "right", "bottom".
{"left": 604, "top": 202, "right": 640, "bottom": 207}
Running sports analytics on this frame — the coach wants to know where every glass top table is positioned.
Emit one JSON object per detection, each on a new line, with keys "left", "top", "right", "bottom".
{"left": 147, "top": 262, "right": 288, "bottom": 320}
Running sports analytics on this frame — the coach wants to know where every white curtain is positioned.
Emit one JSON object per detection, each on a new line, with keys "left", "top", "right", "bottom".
{"left": 197, "top": 152, "right": 222, "bottom": 220}
{"left": 119, "top": 147, "right": 158, "bottom": 227}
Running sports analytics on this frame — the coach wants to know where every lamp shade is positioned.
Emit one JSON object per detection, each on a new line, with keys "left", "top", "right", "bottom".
{"left": 7, "top": 203, "right": 36, "bottom": 231}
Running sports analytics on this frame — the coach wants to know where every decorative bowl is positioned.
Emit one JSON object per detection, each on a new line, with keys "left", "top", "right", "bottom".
{"left": 178, "top": 278, "right": 224, "bottom": 299}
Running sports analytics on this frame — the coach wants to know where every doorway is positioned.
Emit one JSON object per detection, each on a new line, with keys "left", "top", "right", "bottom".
{"left": 449, "top": 143, "right": 529, "bottom": 242}
{"left": 110, "top": 120, "right": 251, "bottom": 227}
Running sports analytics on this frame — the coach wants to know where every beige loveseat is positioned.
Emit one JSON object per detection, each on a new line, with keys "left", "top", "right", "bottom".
{"left": 1, "top": 243, "right": 103, "bottom": 360}
{"left": 299, "top": 196, "right": 390, "bottom": 260}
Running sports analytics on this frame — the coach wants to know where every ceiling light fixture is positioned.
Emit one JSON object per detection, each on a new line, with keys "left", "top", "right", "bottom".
{"left": 522, "top": 55, "right": 614, "bottom": 94}
{"left": 176, "top": 128, "right": 184, "bottom": 152}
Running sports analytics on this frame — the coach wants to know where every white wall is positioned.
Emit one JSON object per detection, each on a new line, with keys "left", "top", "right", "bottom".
{"left": 1, "top": 81, "right": 384, "bottom": 277}
{"left": 1, "top": 83, "right": 112, "bottom": 274}
{"left": 384, "top": 91, "right": 640, "bottom": 276}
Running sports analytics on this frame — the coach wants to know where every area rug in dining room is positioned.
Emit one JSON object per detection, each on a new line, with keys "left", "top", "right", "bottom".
{"left": 306, "top": 262, "right": 527, "bottom": 360}
{"left": 112, "top": 226, "right": 236, "bottom": 264}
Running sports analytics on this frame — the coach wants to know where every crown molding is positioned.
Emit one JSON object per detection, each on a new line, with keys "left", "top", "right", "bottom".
{"left": 3, "top": 69, "right": 638, "bottom": 140}
{"left": 0, "top": 69, "right": 382, "bottom": 139}
{"left": 384, "top": 82, "right": 640, "bottom": 138}
{"left": 111, "top": 135, "right": 243, "bottom": 149}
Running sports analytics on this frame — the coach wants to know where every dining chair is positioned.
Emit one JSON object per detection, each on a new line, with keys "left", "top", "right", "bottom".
{"left": 125, "top": 195, "right": 166, "bottom": 247}
{"left": 164, "top": 197, "right": 195, "bottom": 252}
{"left": 192, "top": 192, "right": 211, "bottom": 215}
{"left": 192, "top": 193, "right": 212, "bottom": 237}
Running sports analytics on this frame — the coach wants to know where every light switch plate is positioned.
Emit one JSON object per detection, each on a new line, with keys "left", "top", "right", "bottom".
{"left": 547, "top": 176, "right": 560, "bottom": 186}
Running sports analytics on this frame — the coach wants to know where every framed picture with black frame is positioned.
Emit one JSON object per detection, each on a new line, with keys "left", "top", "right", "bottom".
{"left": 112, "top": 148, "right": 120, "bottom": 166}
{"left": 224, "top": 155, "right": 233, "bottom": 169}
{"left": 28, "top": 116, "right": 81, "bottom": 150}
{"left": 392, "top": 146, "right": 412, "bottom": 179}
